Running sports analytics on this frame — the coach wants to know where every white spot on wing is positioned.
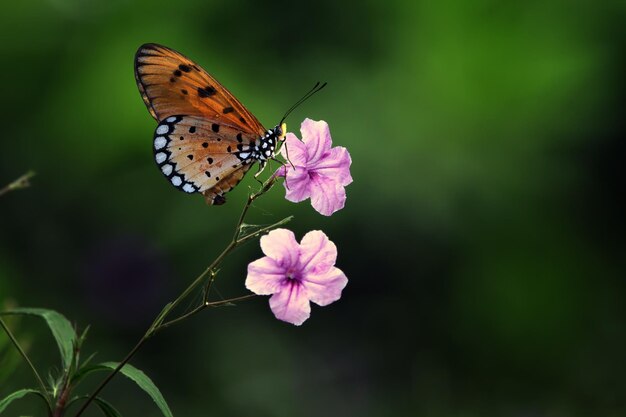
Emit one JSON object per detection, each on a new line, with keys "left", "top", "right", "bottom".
{"left": 156, "top": 124, "right": 169, "bottom": 135}
{"left": 154, "top": 136, "right": 167, "bottom": 150}
{"left": 166, "top": 116, "right": 177, "bottom": 123}
{"left": 155, "top": 152, "right": 167, "bottom": 164}
{"left": 239, "top": 152, "right": 250, "bottom": 159}
{"left": 171, "top": 176, "right": 182, "bottom": 186}
{"left": 182, "top": 183, "right": 195, "bottom": 193}
{"left": 161, "top": 164, "right": 173, "bottom": 176}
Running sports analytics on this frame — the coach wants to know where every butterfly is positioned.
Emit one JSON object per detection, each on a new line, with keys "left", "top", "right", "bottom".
{"left": 134, "top": 43, "right": 288, "bottom": 205}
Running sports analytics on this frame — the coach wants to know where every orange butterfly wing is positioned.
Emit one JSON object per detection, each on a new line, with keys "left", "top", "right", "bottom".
{"left": 135, "top": 43, "right": 265, "bottom": 136}
{"left": 135, "top": 43, "right": 269, "bottom": 205}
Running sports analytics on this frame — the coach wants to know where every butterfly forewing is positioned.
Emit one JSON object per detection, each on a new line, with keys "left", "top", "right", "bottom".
{"left": 135, "top": 43, "right": 265, "bottom": 136}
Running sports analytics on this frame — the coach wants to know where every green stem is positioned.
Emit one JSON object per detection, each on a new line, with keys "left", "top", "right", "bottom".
{"left": 0, "top": 318, "right": 51, "bottom": 411}
{"left": 73, "top": 175, "right": 285, "bottom": 417}
{"left": 236, "top": 216, "right": 294, "bottom": 245}
{"left": 157, "top": 294, "right": 257, "bottom": 332}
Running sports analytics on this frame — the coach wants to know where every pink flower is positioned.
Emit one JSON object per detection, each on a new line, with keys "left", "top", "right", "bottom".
{"left": 245, "top": 228, "right": 348, "bottom": 326}
{"left": 276, "top": 119, "right": 352, "bottom": 216}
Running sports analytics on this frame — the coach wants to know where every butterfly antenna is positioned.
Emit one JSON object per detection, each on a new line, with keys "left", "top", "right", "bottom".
{"left": 279, "top": 82, "right": 327, "bottom": 125}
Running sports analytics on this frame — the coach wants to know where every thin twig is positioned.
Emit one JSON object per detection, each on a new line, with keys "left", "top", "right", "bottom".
{"left": 207, "top": 294, "right": 257, "bottom": 307}
{"left": 0, "top": 171, "right": 35, "bottom": 197}
{"left": 157, "top": 294, "right": 257, "bottom": 332}
{"left": 0, "top": 318, "right": 51, "bottom": 411}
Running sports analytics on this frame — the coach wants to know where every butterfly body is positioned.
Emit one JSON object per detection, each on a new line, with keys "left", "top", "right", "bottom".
{"left": 135, "top": 43, "right": 285, "bottom": 205}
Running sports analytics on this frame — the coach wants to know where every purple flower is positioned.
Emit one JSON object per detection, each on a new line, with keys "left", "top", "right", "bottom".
{"left": 276, "top": 119, "right": 352, "bottom": 216}
{"left": 245, "top": 228, "right": 348, "bottom": 326}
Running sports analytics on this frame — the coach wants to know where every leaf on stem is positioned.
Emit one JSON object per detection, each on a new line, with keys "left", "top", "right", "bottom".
{"left": 0, "top": 388, "right": 48, "bottom": 413}
{"left": 1, "top": 308, "right": 77, "bottom": 371}
{"left": 78, "top": 362, "right": 173, "bottom": 417}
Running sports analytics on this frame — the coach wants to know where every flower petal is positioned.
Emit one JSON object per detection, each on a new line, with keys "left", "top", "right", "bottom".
{"left": 302, "top": 266, "right": 348, "bottom": 307}
{"left": 311, "top": 146, "right": 353, "bottom": 186}
{"left": 279, "top": 132, "right": 309, "bottom": 167}
{"left": 269, "top": 281, "right": 311, "bottom": 325}
{"left": 299, "top": 230, "right": 337, "bottom": 275}
{"left": 259, "top": 229, "right": 300, "bottom": 269}
{"left": 246, "top": 257, "right": 287, "bottom": 295}
{"left": 309, "top": 173, "right": 347, "bottom": 216}
{"left": 300, "top": 119, "right": 332, "bottom": 165}
{"left": 282, "top": 164, "right": 312, "bottom": 203}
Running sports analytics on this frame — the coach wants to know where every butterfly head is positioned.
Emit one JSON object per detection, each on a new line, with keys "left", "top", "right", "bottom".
{"left": 278, "top": 122, "right": 287, "bottom": 142}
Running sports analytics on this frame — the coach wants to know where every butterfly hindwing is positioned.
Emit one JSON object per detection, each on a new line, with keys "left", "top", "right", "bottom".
{"left": 135, "top": 43, "right": 265, "bottom": 137}
{"left": 153, "top": 115, "right": 258, "bottom": 204}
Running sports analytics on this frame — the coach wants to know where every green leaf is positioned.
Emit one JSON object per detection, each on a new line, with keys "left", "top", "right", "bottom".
{"left": 0, "top": 308, "right": 76, "bottom": 370}
{"left": 70, "top": 363, "right": 103, "bottom": 387}
{"left": 93, "top": 397, "right": 123, "bottom": 417}
{"left": 0, "top": 388, "right": 47, "bottom": 413}
{"left": 75, "top": 362, "right": 173, "bottom": 417}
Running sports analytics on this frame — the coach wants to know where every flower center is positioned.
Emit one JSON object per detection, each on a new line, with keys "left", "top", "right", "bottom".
{"left": 285, "top": 269, "right": 301, "bottom": 282}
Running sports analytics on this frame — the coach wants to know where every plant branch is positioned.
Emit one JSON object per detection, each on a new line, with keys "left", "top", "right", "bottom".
{"left": 0, "top": 318, "right": 51, "bottom": 411}
{"left": 72, "top": 175, "right": 285, "bottom": 417}
{"left": 0, "top": 171, "right": 35, "bottom": 197}
{"left": 157, "top": 294, "right": 257, "bottom": 332}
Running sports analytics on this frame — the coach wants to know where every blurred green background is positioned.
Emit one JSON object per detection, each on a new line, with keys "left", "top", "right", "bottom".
{"left": 1, "top": 0, "right": 625, "bottom": 415}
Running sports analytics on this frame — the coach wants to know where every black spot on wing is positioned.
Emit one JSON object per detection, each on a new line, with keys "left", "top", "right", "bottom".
{"left": 223, "top": 106, "right": 234, "bottom": 114}
{"left": 198, "top": 86, "right": 217, "bottom": 98}
{"left": 179, "top": 64, "right": 191, "bottom": 72}
{"left": 212, "top": 123, "right": 220, "bottom": 133}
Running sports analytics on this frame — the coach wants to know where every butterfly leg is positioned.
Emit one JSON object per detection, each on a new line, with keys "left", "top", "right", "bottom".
{"left": 268, "top": 156, "right": 291, "bottom": 190}
{"left": 281, "top": 142, "right": 296, "bottom": 171}
{"left": 253, "top": 160, "right": 267, "bottom": 184}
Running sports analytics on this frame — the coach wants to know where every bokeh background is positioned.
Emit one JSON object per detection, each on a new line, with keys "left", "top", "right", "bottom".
{"left": 1, "top": 0, "right": 625, "bottom": 416}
